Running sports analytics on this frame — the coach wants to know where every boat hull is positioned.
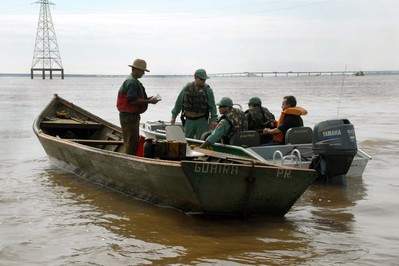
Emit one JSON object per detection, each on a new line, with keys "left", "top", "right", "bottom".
{"left": 34, "top": 95, "right": 317, "bottom": 216}
{"left": 37, "top": 134, "right": 201, "bottom": 212}
{"left": 37, "top": 133, "right": 316, "bottom": 215}
{"left": 182, "top": 161, "right": 316, "bottom": 215}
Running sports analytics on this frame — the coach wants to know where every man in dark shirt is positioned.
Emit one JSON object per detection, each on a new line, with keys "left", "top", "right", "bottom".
{"left": 263, "top": 95, "right": 307, "bottom": 144}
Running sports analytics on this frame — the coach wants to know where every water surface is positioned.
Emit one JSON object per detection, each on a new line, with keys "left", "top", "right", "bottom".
{"left": 0, "top": 75, "right": 398, "bottom": 265}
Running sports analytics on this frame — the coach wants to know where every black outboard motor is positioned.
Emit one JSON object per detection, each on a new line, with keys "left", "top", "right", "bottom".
{"left": 310, "top": 119, "right": 358, "bottom": 178}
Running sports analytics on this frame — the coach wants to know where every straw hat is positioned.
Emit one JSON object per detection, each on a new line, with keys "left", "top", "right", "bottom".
{"left": 128, "top": 59, "right": 150, "bottom": 72}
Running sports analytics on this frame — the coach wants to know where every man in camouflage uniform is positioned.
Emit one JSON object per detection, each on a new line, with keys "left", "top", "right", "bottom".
{"left": 200, "top": 97, "right": 247, "bottom": 148}
{"left": 245, "top": 97, "right": 275, "bottom": 144}
{"left": 171, "top": 69, "right": 218, "bottom": 139}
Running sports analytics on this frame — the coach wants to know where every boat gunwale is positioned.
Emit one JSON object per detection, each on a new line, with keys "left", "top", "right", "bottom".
{"left": 36, "top": 130, "right": 316, "bottom": 172}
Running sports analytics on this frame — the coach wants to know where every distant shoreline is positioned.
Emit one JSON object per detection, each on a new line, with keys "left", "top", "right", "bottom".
{"left": 1, "top": 71, "right": 399, "bottom": 78}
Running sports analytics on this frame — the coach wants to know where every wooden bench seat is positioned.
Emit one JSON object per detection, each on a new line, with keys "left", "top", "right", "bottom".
{"left": 67, "top": 139, "right": 123, "bottom": 145}
{"left": 41, "top": 119, "right": 103, "bottom": 129}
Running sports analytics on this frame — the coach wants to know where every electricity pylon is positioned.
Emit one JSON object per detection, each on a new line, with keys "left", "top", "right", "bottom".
{"left": 31, "top": 0, "right": 64, "bottom": 79}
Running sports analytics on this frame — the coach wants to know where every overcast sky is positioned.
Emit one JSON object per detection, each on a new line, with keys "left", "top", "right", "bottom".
{"left": 1, "top": 0, "right": 398, "bottom": 75}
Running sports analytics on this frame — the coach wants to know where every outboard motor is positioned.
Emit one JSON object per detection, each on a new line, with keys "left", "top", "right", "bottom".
{"left": 310, "top": 119, "right": 357, "bottom": 178}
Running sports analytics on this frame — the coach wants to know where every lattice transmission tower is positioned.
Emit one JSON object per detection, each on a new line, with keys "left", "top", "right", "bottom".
{"left": 31, "top": 0, "right": 64, "bottom": 79}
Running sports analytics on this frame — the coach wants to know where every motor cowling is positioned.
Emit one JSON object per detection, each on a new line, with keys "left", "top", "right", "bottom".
{"left": 311, "top": 119, "right": 358, "bottom": 178}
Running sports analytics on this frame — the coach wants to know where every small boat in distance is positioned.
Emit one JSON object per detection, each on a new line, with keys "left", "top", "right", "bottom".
{"left": 33, "top": 95, "right": 317, "bottom": 216}
{"left": 354, "top": 71, "right": 365, "bottom": 76}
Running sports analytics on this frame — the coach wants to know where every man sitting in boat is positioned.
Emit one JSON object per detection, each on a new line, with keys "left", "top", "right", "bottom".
{"left": 263, "top": 95, "right": 307, "bottom": 145}
{"left": 170, "top": 69, "right": 218, "bottom": 139}
{"left": 245, "top": 96, "right": 275, "bottom": 144}
{"left": 116, "top": 59, "right": 160, "bottom": 155}
{"left": 200, "top": 97, "right": 247, "bottom": 148}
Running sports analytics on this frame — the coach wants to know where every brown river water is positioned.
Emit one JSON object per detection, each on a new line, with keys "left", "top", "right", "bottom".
{"left": 0, "top": 75, "right": 398, "bottom": 265}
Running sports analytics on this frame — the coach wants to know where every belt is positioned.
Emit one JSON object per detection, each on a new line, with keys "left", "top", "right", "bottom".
{"left": 185, "top": 114, "right": 207, "bottom": 120}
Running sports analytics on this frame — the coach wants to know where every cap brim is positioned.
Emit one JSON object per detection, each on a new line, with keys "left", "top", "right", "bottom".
{"left": 128, "top": 65, "right": 150, "bottom": 72}
{"left": 195, "top": 75, "right": 210, "bottom": 80}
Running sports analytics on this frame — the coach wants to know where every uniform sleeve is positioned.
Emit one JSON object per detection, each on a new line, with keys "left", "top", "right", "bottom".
{"left": 126, "top": 79, "right": 140, "bottom": 102}
{"left": 171, "top": 86, "right": 186, "bottom": 119}
{"left": 206, "top": 119, "right": 231, "bottom": 144}
{"left": 265, "top": 109, "right": 275, "bottom": 123}
{"left": 207, "top": 87, "right": 218, "bottom": 122}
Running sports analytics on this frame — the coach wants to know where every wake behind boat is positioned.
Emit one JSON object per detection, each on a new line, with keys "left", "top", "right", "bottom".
{"left": 34, "top": 95, "right": 317, "bottom": 216}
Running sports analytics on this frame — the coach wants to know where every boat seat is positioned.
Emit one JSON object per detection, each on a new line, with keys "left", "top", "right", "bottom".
{"left": 285, "top": 127, "right": 313, "bottom": 144}
{"left": 40, "top": 119, "right": 102, "bottom": 129}
{"left": 68, "top": 139, "right": 123, "bottom": 145}
{"left": 229, "top": 130, "right": 261, "bottom": 147}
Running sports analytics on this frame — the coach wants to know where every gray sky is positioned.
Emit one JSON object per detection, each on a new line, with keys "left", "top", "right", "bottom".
{"left": 1, "top": 0, "right": 398, "bottom": 75}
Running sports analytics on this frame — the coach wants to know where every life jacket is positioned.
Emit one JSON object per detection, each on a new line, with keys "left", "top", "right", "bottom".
{"left": 182, "top": 82, "right": 209, "bottom": 116}
{"left": 220, "top": 108, "right": 248, "bottom": 143}
{"left": 116, "top": 76, "right": 148, "bottom": 114}
{"left": 273, "top": 106, "right": 307, "bottom": 144}
{"left": 245, "top": 106, "right": 275, "bottom": 130}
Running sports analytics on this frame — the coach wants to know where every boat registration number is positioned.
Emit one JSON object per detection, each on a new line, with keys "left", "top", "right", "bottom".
{"left": 192, "top": 163, "right": 292, "bottom": 179}
{"left": 194, "top": 163, "right": 239, "bottom": 175}
{"left": 276, "top": 169, "right": 292, "bottom": 179}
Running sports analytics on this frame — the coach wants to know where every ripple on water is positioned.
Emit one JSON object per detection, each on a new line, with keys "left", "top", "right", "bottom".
{"left": 359, "top": 138, "right": 399, "bottom": 155}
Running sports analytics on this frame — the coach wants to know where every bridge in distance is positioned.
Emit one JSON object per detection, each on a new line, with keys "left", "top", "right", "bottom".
{"left": 209, "top": 70, "right": 399, "bottom": 77}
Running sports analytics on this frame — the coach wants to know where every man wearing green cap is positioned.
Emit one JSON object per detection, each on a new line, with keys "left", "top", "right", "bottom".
{"left": 171, "top": 69, "right": 218, "bottom": 139}
{"left": 200, "top": 97, "right": 247, "bottom": 148}
{"left": 117, "top": 59, "right": 160, "bottom": 155}
{"left": 245, "top": 97, "right": 275, "bottom": 143}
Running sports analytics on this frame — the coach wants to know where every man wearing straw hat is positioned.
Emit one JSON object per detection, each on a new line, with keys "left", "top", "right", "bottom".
{"left": 116, "top": 58, "right": 160, "bottom": 155}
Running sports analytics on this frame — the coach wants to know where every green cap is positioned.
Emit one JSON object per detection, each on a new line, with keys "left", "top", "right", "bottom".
{"left": 248, "top": 97, "right": 262, "bottom": 106}
{"left": 217, "top": 97, "right": 233, "bottom": 107}
{"left": 194, "top": 69, "right": 209, "bottom": 80}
